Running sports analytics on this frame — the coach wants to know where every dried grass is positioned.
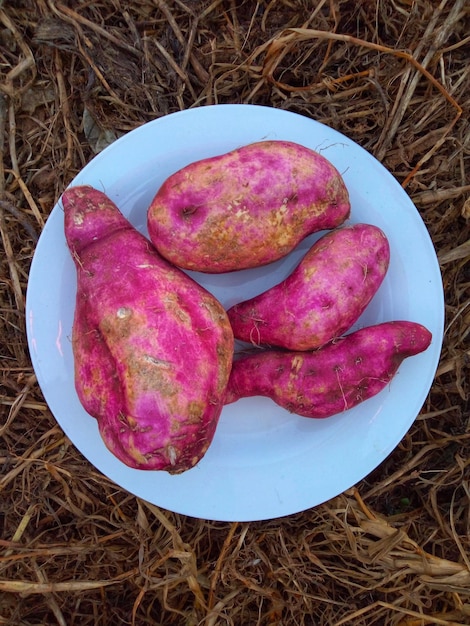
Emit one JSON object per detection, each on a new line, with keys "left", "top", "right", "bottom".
{"left": 0, "top": 0, "right": 469, "bottom": 624}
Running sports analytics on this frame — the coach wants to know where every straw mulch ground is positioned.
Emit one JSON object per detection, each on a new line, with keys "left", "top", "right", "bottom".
{"left": 1, "top": 1, "right": 469, "bottom": 624}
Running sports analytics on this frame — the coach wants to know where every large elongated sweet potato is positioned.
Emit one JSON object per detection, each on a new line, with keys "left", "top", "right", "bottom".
{"left": 63, "top": 185, "right": 234, "bottom": 473}
{"left": 224, "top": 321, "right": 432, "bottom": 418}
{"left": 227, "top": 224, "right": 390, "bottom": 351}
{"left": 147, "top": 140, "right": 350, "bottom": 273}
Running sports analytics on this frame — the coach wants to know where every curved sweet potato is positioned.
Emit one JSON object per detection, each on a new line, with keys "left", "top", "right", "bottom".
{"left": 227, "top": 224, "right": 390, "bottom": 351}
{"left": 224, "top": 321, "right": 432, "bottom": 418}
{"left": 63, "top": 185, "right": 234, "bottom": 473}
{"left": 147, "top": 140, "right": 350, "bottom": 273}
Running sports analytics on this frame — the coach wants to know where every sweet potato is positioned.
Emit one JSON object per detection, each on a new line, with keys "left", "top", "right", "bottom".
{"left": 63, "top": 185, "right": 234, "bottom": 473}
{"left": 147, "top": 140, "right": 350, "bottom": 273}
{"left": 224, "top": 321, "right": 432, "bottom": 418}
{"left": 227, "top": 224, "right": 390, "bottom": 351}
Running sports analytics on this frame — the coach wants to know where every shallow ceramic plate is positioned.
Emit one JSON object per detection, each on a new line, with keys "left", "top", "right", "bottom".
{"left": 26, "top": 104, "right": 444, "bottom": 521}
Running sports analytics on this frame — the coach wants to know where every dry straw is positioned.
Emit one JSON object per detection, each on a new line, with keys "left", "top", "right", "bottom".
{"left": 0, "top": 0, "right": 469, "bottom": 624}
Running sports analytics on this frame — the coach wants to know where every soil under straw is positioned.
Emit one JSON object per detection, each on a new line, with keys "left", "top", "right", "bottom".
{"left": 0, "top": 1, "right": 469, "bottom": 624}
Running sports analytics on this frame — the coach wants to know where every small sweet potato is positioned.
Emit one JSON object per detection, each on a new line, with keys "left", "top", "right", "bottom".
{"left": 224, "top": 321, "right": 432, "bottom": 418}
{"left": 63, "top": 185, "right": 234, "bottom": 473}
{"left": 147, "top": 140, "right": 350, "bottom": 273}
{"left": 227, "top": 224, "right": 390, "bottom": 351}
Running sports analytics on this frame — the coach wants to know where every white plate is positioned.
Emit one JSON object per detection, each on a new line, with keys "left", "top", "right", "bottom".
{"left": 26, "top": 104, "right": 444, "bottom": 521}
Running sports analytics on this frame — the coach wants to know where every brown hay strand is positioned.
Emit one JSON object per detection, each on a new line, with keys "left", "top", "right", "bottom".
{"left": 0, "top": 0, "right": 469, "bottom": 624}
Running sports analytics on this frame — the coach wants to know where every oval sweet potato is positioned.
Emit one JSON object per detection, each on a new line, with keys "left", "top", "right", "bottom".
{"left": 63, "top": 185, "right": 234, "bottom": 473}
{"left": 147, "top": 140, "right": 350, "bottom": 273}
{"left": 224, "top": 321, "right": 432, "bottom": 417}
{"left": 227, "top": 223, "right": 390, "bottom": 351}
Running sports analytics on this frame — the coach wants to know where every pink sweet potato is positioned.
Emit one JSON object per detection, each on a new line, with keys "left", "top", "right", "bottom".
{"left": 227, "top": 224, "right": 390, "bottom": 351}
{"left": 147, "top": 140, "right": 350, "bottom": 273}
{"left": 224, "top": 321, "right": 432, "bottom": 418}
{"left": 63, "top": 185, "right": 234, "bottom": 473}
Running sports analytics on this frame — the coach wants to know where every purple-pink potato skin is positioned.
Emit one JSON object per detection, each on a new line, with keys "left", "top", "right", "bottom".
{"left": 63, "top": 185, "right": 234, "bottom": 473}
{"left": 147, "top": 140, "right": 351, "bottom": 273}
{"left": 227, "top": 224, "right": 390, "bottom": 351}
{"left": 224, "top": 321, "right": 432, "bottom": 418}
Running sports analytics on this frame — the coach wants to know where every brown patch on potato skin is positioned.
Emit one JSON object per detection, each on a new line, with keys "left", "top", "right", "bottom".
{"left": 147, "top": 140, "right": 350, "bottom": 273}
